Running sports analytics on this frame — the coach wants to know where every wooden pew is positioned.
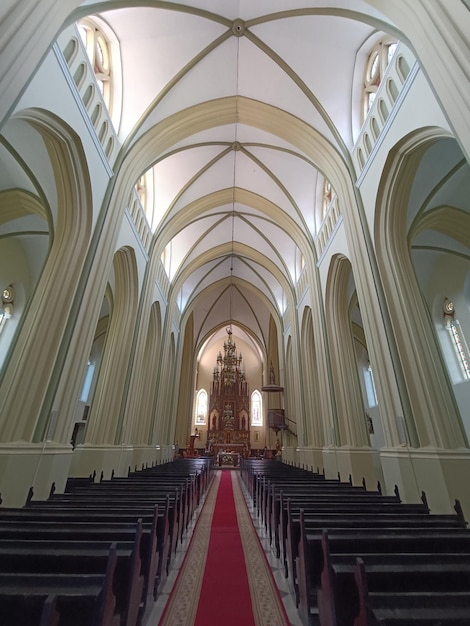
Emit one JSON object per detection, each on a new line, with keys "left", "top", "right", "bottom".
{"left": 0, "top": 592, "right": 59, "bottom": 626}
{"left": 262, "top": 477, "right": 420, "bottom": 567}
{"left": 28, "top": 492, "right": 172, "bottom": 592}
{"left": 271, "top": 487, "right": 417, "bottom": 562}
{"left": 42, "top": 489, "right": 177, "bottom": 565}
{"left": 280, "top": 486, "right": 466, "bottom": 606}
{"left": 0, "top": 519, "right": 144, "bottom": 626}
{"left": 41, "top": 459, "right": 215, "bottom": 598}
{"left": 0, "top": 458, "right": 214, "bottom": 626}
{"left": 320, "top": 529, "right": 469, "bottom": 625}
{"left": 91, "top": 480, "right": 189, "bottom": 540}
{"left": 240, "top": 459, "right": 470, "bottom": 626}
{"left": 297, "top": 519, "right": 470, "bottom": 626}
{"left": 36, "top": 458, "right": 213, "bottom": 572}
{"left": 256, "top": 472, "right": 370, "bottom": 531}
{"left": 240, "top": 458, "right": 315, "bottom": 503}
{"left": 132, "top": 457, "right": 213, "bottom": 507}
{"left": 0, "top": 542, "right": 121, "bottom": 626}
{"left": 67, "top": 468, "right": 202, "bottom": 543}
{"left": 0, "top": 514, "right": 158, "bottom": 624}
{"left": 353, "top": 556, "right": 470, "bottom": 626}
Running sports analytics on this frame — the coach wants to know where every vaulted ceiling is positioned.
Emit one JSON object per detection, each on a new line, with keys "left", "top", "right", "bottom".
{"left": 72, "top": 1, "right": 396, "bottom": 357}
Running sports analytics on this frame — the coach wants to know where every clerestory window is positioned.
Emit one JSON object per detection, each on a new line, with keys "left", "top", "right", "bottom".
{"left": 443, "top": 298, "right": 470, "bottom": 380}
{"left": 363, "top": 37, "right": 397, "bottom": 120}
{"left": 78, "top": 18, "right": 112, "bottom": 112}
{"left": 321, "top": 177, "right": 336, "bottom": 221}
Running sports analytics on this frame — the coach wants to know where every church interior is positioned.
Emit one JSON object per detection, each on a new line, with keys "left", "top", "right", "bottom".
{"left": 0, "top": 2, "right": 470, "bottom": 622}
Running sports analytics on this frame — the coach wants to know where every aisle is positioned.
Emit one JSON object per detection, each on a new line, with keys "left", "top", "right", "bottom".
{"left": 157, "top": 470, "right": 289, "bottom": 626}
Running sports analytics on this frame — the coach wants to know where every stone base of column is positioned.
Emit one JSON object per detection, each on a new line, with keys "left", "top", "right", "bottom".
{"left": 159, "top": 444, "right": 175, "bottom": 464}
{"left": 288, "top": 446, "right": 325, "bottom": 473}
{"left": 69, "top": 443, "right": 173, "bottom": 482}
{"left": 70, "top": 443, "right": 134, "bottom": 480}
{"left": 380, "top": 446, "right": 470, "bottom": 519}
{"left": 278, "top": 445, "right": 300, "bottom": 467}
{"left": 0, "top": 441, "right": 72, "bottom": 507}
{"left": 131, "top": 444, "right": 163, "bottom": 471}
{"left": 322, "top": 445, "right": 384, "bottom": 490}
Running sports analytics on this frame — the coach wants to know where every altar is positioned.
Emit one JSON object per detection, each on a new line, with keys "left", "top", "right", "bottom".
{"left": 217, "top": 451, "right": 240, "bottom": 467}
{"left": 207, "top": 327, "right": 251, "bottom": 458}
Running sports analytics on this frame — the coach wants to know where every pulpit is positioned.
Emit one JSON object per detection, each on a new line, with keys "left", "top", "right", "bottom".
{"left": 188, "top": 433, "right": 199, "bottom": 457}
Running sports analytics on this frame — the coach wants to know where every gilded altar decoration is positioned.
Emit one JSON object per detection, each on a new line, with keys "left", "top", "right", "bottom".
{"left": 207, "top": 327, "right": 250, "bottom": 457}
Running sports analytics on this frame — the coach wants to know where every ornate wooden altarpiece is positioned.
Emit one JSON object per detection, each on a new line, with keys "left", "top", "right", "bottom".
{"left": 206, "top": 327, "right": 250, "bottom": 458}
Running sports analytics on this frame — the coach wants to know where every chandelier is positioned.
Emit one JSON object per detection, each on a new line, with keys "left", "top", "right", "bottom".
{"left": 214, "top": 326, "right": 244, "bottom": 386}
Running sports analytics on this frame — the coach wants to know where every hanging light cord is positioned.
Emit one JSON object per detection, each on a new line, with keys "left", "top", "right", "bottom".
{"left": 229, "top": 34, "right": 240, "bottom": 327}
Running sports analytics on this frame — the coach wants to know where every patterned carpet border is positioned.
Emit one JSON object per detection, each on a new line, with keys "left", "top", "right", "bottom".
{"left": 158, "top": 471, "right": 221, "bottom": 626}
{"left": 232, "top": 472, "right": 290, "bottom": 626}
{"left": 159, "top": 471, "right": 289, "bottom": 626}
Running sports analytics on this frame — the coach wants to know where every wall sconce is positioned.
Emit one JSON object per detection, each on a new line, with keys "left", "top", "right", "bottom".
{"left": 0, "top": 285, "right": 14, "bottom": 320}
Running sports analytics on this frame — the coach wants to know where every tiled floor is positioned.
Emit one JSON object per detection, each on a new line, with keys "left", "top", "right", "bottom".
{"left": 147, "top": 469, "right": 302, "bottom": 626}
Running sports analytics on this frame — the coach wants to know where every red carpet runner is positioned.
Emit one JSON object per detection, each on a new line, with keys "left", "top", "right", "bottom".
{"left": 159, "top": 470, "right": 289, "bottom": 626}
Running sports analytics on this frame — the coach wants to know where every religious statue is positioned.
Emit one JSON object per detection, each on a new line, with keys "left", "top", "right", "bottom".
{"left": 222, "top": 403, "right": 234, "bottom": 429}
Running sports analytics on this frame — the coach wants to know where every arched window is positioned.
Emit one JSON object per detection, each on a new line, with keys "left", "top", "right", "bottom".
{"left": 251, "top": 390, "right": 262, "bottom": 426}
{"left": 322, "top": 178, "right": 334, "bottom": 219}
{"left": 78, "top": 18, "right": 112, "bottom": 111}
{"left": 195, "top": 389, "right": 208, "bottom": 425}
{"left": 364, "top": 361, "right": 378, "bottom": 408}
{"left": 135, "top": 174, "right": 147, "bottom": 211}
{"left": 80, "top": 360, "right": 96, "bottom": 403}
{"left": 363, "top": 37, "right": 397, "bottom": 120}
{"left": 443, "top": 299, "right": 470, "bottom": 380}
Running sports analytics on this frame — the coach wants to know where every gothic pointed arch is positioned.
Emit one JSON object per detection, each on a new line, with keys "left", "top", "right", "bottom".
{"left": 0, "top": 110, "right": 93, "bottom": 443}
{"left": 130, "top": 300, "right": 162, "bottom": 445}
{"left": 300, "top": 306, "right": 323, "bottom": 447}
{"left": 375, "top": 128, "right": 468, "bottom": 449}
{"left": 85, "top": 246, "right": 139, "bottom": 445}
{"left": 175, "top": 313, "right": 196, "bottom": 447}
{"left": 325, "top": 254, "right": 370, "bottom": 447}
